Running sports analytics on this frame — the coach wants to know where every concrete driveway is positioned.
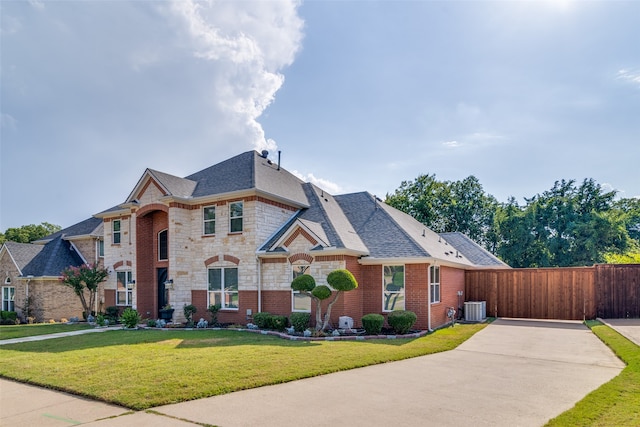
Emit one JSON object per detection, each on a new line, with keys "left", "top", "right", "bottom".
{"left": 0, "top": 318, "right": 626, "bottom": 427}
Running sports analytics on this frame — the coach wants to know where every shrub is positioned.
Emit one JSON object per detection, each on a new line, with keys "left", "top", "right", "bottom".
{"left": 290, "top": 312, "right": 311, "bottom": 332}
{"left": 387, "top": 310, "right": 417, "bottom": 334}
{"left": 361, "top": 313, "right": 384, "bottom": 335}
{"left": 147, "top": 319, "right": 157, "bottom": 327}
{"left": 207, "top": 304, "right": 221, "bottom": 325}
{"left": 105, "top": 306, "right": 120, "bottom": 324}
{"left": 183, "top": 304, "right": 197, "bottom": 326}
{"left": 0, "top": 311, "right": 18, "bottom": 325}
{"left": 270, "top": 315, "right": 288, "bottom": 331}
{"left": 119, "top": 308, "right": 141, "bottom": 329}
{"left": 253, "top": 312, "right": 272, "bottom": 329}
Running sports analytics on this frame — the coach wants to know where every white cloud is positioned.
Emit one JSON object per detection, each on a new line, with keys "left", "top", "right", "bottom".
{"left": 168, "top": 0, "right": 304, "bottom": 152}
{"left": 443, "top": 140, "right": 460, "bottom": 148}
{"left": 291, "top": 170, "right": 343, "bottom": 194}
{"left": 617, "top": 68, "right": 640, "bottom": 88}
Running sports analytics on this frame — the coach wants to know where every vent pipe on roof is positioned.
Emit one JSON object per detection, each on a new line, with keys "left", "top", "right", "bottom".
{"left": 277, "top": 150, "right": 281, "bottom": 171}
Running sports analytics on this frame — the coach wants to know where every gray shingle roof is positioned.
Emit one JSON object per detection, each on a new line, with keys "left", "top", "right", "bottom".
{"left": 147, "top": 169, "right": 197, "bottom": 199}
{"left": 335, "top": 192, "right": 429, "bottom": 259}
{"left": 2, "top": 237, "right": 85, "bottom": 277}
{"left": 438, "top": 232, "right": 509, "bottom": 268}
{"left": 37, "top": 217, "right": 103, "bottom": 242}
{"left": 185, "top": 151, "right": 309, "bottom": 206}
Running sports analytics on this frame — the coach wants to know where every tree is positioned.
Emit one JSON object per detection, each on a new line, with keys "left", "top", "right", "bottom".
{"left": 495, "top": 179, "right": 631, "bottom": 267}
{"left": 290, "top": 269, "right": 358, "bottom": 331}
{"left": 386, "top": 174, "right": 499, "bottom": 251}
{"left": 60, "top": 263, "right": 110, "bottom": 319}
{"left": 1, "top": 222, "right": 61, "bottom": 245}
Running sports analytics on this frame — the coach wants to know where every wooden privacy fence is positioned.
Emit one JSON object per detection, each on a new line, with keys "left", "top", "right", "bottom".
{"left": 465, "top": 264, "right": 640, "bottom": 320}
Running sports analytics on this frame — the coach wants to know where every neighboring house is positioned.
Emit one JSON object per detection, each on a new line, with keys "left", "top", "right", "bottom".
{"left": 93, "top": 150, "right": 508, "bottom": 330}
{"left": 0, "top": 218, "right": 104, "bottom": 322}
{"left": 2, "top": 150, "right": 508, "bottom": 328}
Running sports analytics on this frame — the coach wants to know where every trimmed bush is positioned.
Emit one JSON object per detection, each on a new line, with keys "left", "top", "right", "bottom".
{"left": 119, "top": 308, "right": 141, "bottom": 329}
{"left": 291, "top": 274, "right": 316, "bottom": 292}
{"left": 312, "top": 285, "right": 332, "bottom": 300}
{"left": 270, "top": 315, "right": 288, "bottom": 331}
{"left": 105, "top": 306, "right": 120, "bottom": 324}
{"left": 361, "top": 313, "right": 384, "bottom": 335}
{"left": 290, "top": 312, "right": 311, "bottom": 332}
{"left": 1, "top": 311, "right": 18, "bottom": 324}
{"left": 387, "top": 310, "right": 417, "bottom": 334}
{"left": 253, "top": 312, "right": 272, "bottom": 329}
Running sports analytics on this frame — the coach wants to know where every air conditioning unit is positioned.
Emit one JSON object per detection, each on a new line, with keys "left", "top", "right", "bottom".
{"left": 339, "top": 316, "right": 354, "bottom": 330}
{"left": 464, "top": 301, "right": 486, "bottom": 322}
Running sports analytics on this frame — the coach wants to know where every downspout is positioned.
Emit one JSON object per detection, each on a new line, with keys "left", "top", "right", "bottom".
{"left": 427, "top": 261, "right": 432, "bottom": 331}
{"left": 256, "top": 256, "right": 262, "bottom": 313}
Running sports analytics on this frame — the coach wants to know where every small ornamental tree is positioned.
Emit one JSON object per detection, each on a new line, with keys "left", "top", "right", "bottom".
{"left": 291, "top": 269, "right": 358, "bottom": 331}
{"left": 321, "top": 269, "right": 358, "bottom": 331}
{"left": 60, "top": 263, "right": 109, "bottom": 319}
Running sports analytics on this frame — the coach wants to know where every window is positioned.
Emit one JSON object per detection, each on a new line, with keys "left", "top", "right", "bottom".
{"left": 430, "top": 265, "right": 440, "bottom": 304}
{"left": 2, "top": 286, "right": 15, "bottom": 312}
{"left": 116, "top": 271, "right": 133, "bottom": 306}
{"left": 292, "top": 264, "right": 311, "bottom": 312}
{"left": 98, "top": 239, "right": 104, "bottom": 257}
{"left": 203, "top": 206, "right": 216, "bottom": 235}
{"left": 383, "top": 265, "right": 405, "bottom": 311}
{"left": 229, "top": 202, "right": 243, "bottom": 233}
{"left": 208, "top": 267, "right": 239, "bottom": 309}
{"left": 158, "top": 229, "right": 168, "bottom": 261}
{"left": 112, "top": 220, "right": 121, "bottom": 244}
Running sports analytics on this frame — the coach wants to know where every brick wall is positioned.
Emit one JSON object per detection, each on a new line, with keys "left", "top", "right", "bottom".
{"left": 405, "top": 263, "right": 429, "bottom": 330}
{"left": 430, "top": 266, "right": 465, "bottom": 328}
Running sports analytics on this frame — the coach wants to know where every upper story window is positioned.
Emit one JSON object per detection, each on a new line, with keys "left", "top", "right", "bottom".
{"left": 430, "top": 265, "right": 440, "bottom": 304}
{"left": 203, "top": 206, "right": 216, "bottom": 235}
{"left": 98, "top": 239, "right": 104, "bottom": 257}
{"left": 229, "top": 202, "right": 243, "bottom": 233}
{"left": 383, "top": 265, "right": 405, "bottom": 312}
{"left": 158, "top": 229, "right": 168, "bottom": 261}
{"left": 112, "top": 220, "right": 121, "bottom": 244}
{"left": 2, "top": 285, "right": 15, "bottom": 312}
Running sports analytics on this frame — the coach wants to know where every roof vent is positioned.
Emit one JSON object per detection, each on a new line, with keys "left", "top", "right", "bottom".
{"left": 260, "top": 150, "right": 269, "bottom": 158}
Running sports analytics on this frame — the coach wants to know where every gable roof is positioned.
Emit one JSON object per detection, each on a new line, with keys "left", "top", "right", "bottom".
{"left": 120, "top": 151, "right": 309, "bottom": 209}
{"left": 2, "top": 237, "right": 85, "bottom": 277}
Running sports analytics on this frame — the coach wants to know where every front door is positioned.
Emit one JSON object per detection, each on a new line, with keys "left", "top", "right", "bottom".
{"left": 157, "top": 267, "right": 168, "bottom": 314}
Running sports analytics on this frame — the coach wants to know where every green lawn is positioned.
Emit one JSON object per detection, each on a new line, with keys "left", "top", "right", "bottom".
{"left": 0, "top": 323, "right": 94, "bottom": 340}
{"left": 0, "top": 324, "right": 485, "bottom": 410}
{"left": 545, "top": 320, "right": 640, "bottom": 427}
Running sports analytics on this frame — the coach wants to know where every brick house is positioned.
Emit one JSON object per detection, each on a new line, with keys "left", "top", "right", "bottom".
{"left": 0, "top": 218, "right": 104, "bottom": 322}
{"left": 2, "top": 150, "right": 508, "bottom": 328}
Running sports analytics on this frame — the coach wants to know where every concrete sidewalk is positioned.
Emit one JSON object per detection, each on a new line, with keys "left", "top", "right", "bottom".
{"left": 0, "top": 319, "right": 626, "bottom": 427}
{"left": 600, "top": 318, "right": 640, "bottom": 346}
{"left": 0, "top": 326, "right": 120, "bottom": 346}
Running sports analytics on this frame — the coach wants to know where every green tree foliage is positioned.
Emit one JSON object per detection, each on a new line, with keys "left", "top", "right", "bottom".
{"left": 386, "top": 174, "right": 499, "bottom": 250}
{"left": 60, "top": 263, "right": 110, "bottom": 319}
{"left": 496, "top": 179, "right": 631, "bottom": 267}
{"left": 0, "top": 222, "right": 61, "bottom": 245}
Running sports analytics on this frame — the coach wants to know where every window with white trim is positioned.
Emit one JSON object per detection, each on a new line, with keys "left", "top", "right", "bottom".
{"left": 292, "top": 264, "right": 311, "bottom": 312}
{"left": 383, "top": 265, "right": 405, "bottom": 311}
{"left": 208, "top": 267, "right": 239, "bottom": 309}
{"left": 158, "top": 229, "right": 168, "bottom": 261}
{"left": 430, "top": 265, "right": 440, "bottom": 304}
{"left": 229, "top": 202, "right": 243, "bottom": 233}
{"left": 98, "top": 239, "right": 104, "bottom": 258}
{"left": 116, "top": 271, "right": 133, "bottom": 306}
{"left": 203, "top": 206, "right": 216, "bottom": 235}
{"left": 2, "top": 285, "right": 15, "bottom": 312}
{"left": 112, "top": 220, "right": 121, "bottom": 244}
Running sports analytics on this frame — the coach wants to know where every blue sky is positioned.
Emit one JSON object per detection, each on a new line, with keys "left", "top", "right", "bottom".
{"left": 1, "top": 0, "right": 639, "bottom": 231}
